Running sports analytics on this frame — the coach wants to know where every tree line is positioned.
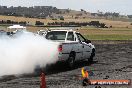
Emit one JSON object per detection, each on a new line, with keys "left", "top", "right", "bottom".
{"left": 47, "top": 21, "right": 108, "bottom": 28}
{"left": 0, "top": 20, "right": 26, "bottom": 25}
{"left": 0, "top": 6, "right": 59, "bottom": 18}
{"left": 0, "top": 20, "right": 108, "bottom": 28}
{"left": 91, "top": 12, "right": 120, "bottom": 17}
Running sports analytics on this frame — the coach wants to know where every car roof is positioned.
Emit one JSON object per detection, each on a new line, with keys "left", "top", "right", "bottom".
{"left": 7, "top": 25, "right": 26, "bottom": 29}
{"left": 48, "top": 27, "right": 79, "bottom": 32}
{"left": 49, "top": 29, "right": 76, "bottom": 32}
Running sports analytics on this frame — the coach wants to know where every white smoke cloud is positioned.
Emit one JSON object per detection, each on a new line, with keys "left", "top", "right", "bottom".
{"left": 0, "top": 31, "right": 59, "bottom": 76}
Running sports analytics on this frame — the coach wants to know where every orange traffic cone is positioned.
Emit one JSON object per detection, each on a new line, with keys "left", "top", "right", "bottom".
{"left": 40, "top": 72, "right": 46, "bottom": 88}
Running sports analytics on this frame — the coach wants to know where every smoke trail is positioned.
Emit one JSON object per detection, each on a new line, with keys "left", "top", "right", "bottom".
{"left": 0, "top": 30, "right": 59, "bottom": 76}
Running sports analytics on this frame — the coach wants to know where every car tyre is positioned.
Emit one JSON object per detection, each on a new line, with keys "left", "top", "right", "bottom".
{"left": 67, "top": 53, "right": 75, "bottom": 69}
{"left": 88, "top": 48, "right": 95, "bottom": 63}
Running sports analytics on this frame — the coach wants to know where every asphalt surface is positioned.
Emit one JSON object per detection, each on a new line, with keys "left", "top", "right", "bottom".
{"left": 0, "top": 41, "right": 132, "bottom": 88}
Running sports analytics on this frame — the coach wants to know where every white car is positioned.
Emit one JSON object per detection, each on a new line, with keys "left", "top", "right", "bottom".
{"left": 44, "top": 29, "right": 95, "bottom": 68}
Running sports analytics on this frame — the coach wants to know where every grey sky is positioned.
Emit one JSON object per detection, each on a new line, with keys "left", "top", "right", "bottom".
{"left": 0, "top": 0, "right": 132, "bottom": 15}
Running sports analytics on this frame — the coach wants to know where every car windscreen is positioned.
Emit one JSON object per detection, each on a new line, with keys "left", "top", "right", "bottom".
{"left": 45, "top": 31, "right": 67, "bottom": 40}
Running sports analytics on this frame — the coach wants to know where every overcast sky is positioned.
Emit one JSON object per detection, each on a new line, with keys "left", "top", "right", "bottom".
{"left": 0, "top": 0, "right": 132, "bottom": 15}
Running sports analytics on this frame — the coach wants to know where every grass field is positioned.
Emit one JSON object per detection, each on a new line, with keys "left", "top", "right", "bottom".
{"left": 78, "top": 27, "right": 132, "bottom": 40}
{"left": 15, "top": 26, "right": 132, "bottom": 40}
{"left": 0, "top": 26, "right": 132, "bottom": 40}
{"left": 0, "top": 15, "right": 132, "bottom": 28}
{"left": 84, "top": 35, "right": 132, "bottom": 40}
{"left": 0, "top": 15, "right": 132, "bottom": 40}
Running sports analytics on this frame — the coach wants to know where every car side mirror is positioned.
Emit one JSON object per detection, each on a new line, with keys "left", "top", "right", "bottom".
{"left": 85, "top": 39, "right": 91, "bottom": 43}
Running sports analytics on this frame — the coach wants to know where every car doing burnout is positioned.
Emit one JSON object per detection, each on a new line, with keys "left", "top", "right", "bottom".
{"left": 42, "top": 29, "right": 95, "bottom": 68}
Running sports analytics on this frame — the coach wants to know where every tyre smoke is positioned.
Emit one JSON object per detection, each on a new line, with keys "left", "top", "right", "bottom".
{"left": 0, "top": 30, "right": 59, "bottom": 76}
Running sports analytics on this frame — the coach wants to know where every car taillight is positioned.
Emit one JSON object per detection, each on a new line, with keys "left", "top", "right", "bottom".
{"left": 58, "top": 45, "right": 62, "bottom": 52}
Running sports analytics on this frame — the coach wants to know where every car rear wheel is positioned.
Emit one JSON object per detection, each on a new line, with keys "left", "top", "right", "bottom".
{"left": 67, "top": 53, "right": 75, "bottom": 69}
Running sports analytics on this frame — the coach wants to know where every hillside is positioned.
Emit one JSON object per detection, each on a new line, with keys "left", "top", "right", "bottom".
{"left": 0, "top": 6, "right": 132, "bottom": 21}
{"left": 0, "top": 6, "right": 91, "bottom": 19}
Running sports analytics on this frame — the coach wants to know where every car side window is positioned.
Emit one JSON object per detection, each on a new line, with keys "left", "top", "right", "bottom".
{"left": 67, "top": 32, "right": 74, "bottom": 41}
{"left": 76, "top": 33, "right": 86, "bottom": 42}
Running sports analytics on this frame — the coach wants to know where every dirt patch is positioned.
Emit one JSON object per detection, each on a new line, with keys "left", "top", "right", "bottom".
{"left": 0, "top": 41, "right": 132, "bottom": 88}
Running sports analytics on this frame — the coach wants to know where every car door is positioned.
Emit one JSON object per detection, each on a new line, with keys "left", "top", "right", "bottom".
{"left": 67, "top": 32, "right": 83, "bottom": 60}
{"left": 76, "top": 33, "right": 91, "bottom": 59}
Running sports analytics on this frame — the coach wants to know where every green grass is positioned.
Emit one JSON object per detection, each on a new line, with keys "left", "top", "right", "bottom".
{"left": 84, "top": 35, "right": 132, "bottom": 40}
{"left": 1, "top": 25, "right": 132, "bottom": 40}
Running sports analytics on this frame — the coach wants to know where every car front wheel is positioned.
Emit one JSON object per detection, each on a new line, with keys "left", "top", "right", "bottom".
{"left": 88, "top": 48, "right": 95, "bottom": 63}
